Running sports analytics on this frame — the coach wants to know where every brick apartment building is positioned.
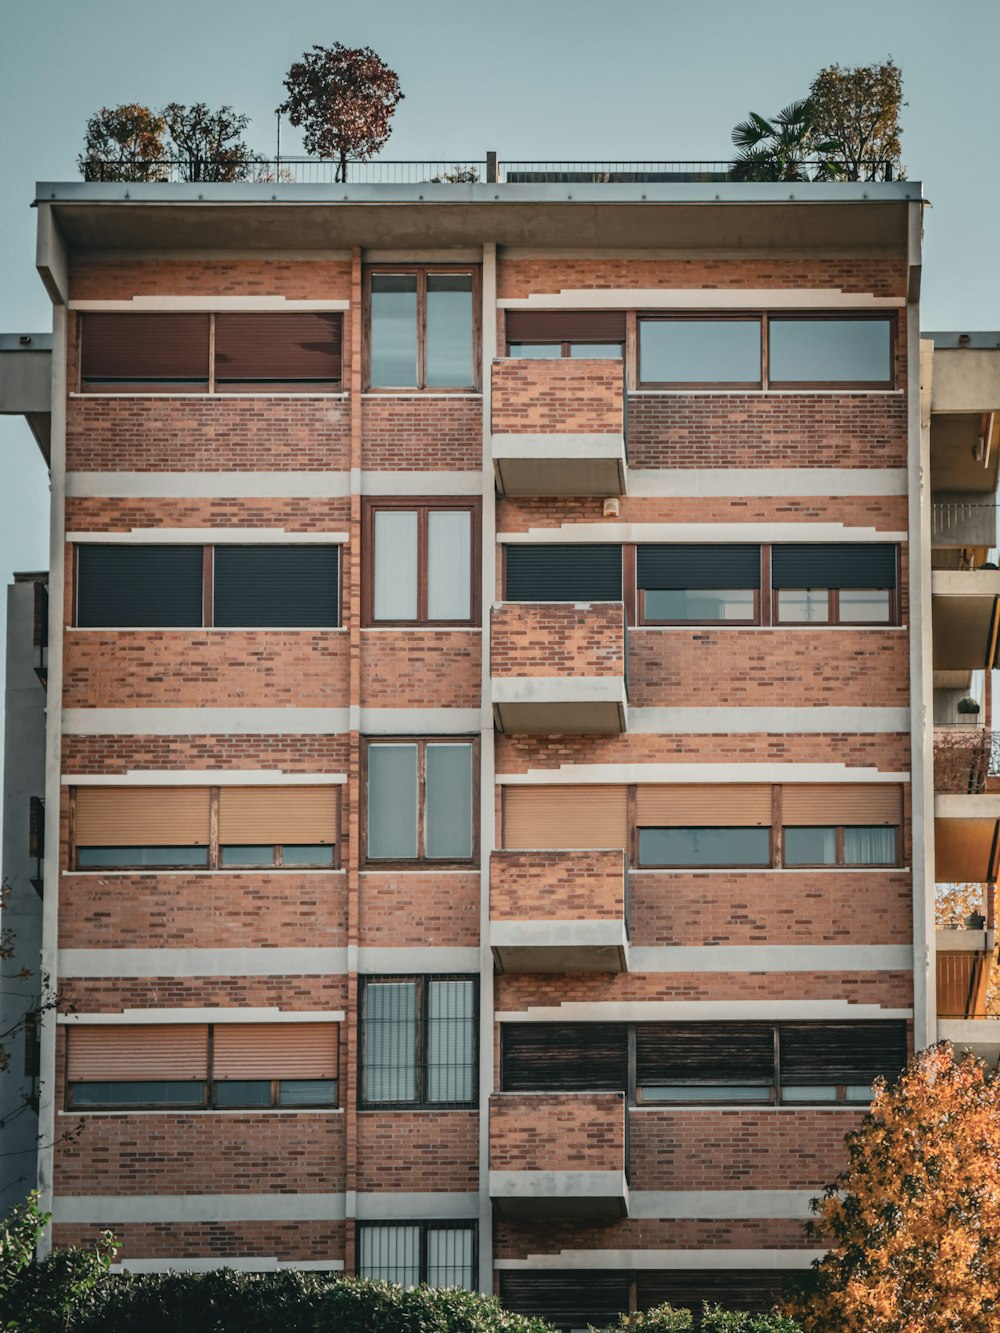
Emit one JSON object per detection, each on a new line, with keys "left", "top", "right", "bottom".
{"left": 0, "top": 162, "right": 998, "bottom": 1323}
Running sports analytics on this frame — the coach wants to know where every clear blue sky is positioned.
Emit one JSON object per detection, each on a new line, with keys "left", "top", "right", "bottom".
{"left": 0, "top": 0, "right": 997, "bottom": 634}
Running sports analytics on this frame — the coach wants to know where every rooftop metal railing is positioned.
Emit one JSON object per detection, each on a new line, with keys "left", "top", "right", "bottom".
{"left": 931, "top": 501, "right": 999, "bottom": 550}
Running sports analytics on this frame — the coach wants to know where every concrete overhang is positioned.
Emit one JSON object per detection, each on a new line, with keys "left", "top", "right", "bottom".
{"left": 935, "top": 814, "right": 998, "bottom": 882}
{"left": 492, "top": 435, "right": 627, "bottom": 497}
{"left": 489, "top": 1170, "right": 629, "bottom": 1222}
{"left": 929, "top": 414, "right": 1000, "bottom": 495}
{"left": 931, "top": 570, "right": 1000, "bottom": 669}
{"left": 0, "top": 334, "right": 53, "bottom": 462}
{"left": 491, "top": 676, "right": 628, "bottom": 735}
{"left": 927, "top": 337, "right": 1000, "bottom": 414}
{"left": 491, "top": 920, "right": 630, "bottom": 974}
{"left": 35, "top": 180, "right": 920, "bottom": 256}
{"left": 937, "top": 1018, "right": 1000, "bottom": 1068}
{"left": 936, "top": 928, "right": 996, "bottom": 953}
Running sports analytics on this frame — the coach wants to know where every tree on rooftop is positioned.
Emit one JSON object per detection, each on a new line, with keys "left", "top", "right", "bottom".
{"left": 783, "top": 1043, "right": 1000, "bottom": 1332}
{"left": 78, "top": 104, "right": 168, "bottom": 182}
{"left": 278, "top": 43, "right": 404, "bottom": 182}
{"left": 808, "top": 59, "right": 904, "bottom": 182}
{"left": 162, "top": 103, "right": 253, "bottom": 182}
{"left": 730, "top": 100, "right": 840, "bottom": 182}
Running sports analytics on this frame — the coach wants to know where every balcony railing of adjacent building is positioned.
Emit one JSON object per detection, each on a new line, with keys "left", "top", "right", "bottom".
{"left": 931, "top": 501, "right": 999, "bottom": 553}
{"left": 933, "top": 726, "right": 1000, "bottom": 794}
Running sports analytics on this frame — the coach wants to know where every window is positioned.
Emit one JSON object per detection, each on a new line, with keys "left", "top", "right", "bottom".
{"left": 505, "top": 310, "right": 625, "bottom": 360}
{"left": 636, "top": 313, "right": 895, "bottom": 389}
{"left": 637, "top": 545, "right": 761, "bottom": 625}
{"left": 365, "top": 739, "right": 476, "bottom": 864}
{"left": 784, "top": 825, "right": 898, "bottom": 867}
{"left": 504, "top": 545, "right": 623, "bottom": 602}
{"left": 360, "top": 977, "right": 477, "bottom": 1108}
{"left": 72, "top": 785, "right": 340, "bottom": 871}
{"left": 79, "top": 312, "right": 343, "bottom": 393}
{"left": 638, "top": 827, "right": 772, "bottom": 868}
{"left": 66, "top": 1022, "right": 339, "bottom": 1110}
{"left": 364, "top": 502, "right": 478, "bottom": 625}
{"left": 367, "top": 269, "right": 477, "bottom": 389}
{"left": 357, "top": 1221, "right": 476, "bottom": 1289}
{"left": 771, "top": 544, "right": 897, "bottom": 625}
{"left": 76, "top": 544, "right": 341, "bottom": 629}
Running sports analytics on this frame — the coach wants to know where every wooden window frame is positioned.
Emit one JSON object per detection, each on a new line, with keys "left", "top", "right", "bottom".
{"left": 355, "top": 1219, "right": 478, "bottom": 1285}
{"left": 362, "top": 499, "right": 481, "bottom": 627}
{"left": 636, "top": 312, "right": 764, "bottom": 390}
{"left": 635, "top": 824, "right": 774, "bottom": 871}
{"left": 637, "top": 586, "right": 760, "bottom": 628}
{"left": 364, "top": 265, "right": 481, "bottom": 392}
{"left": 772, "top": 586, "right": 898, "bottom": 627}
{"left": 358, "top": 975, "right": 479, "bottom": 1110}
{"left": 766, "top": 312, "right": 897, "bottom": 391}
{"left": 505, "top": 340, "right": 625, "bottom": 359}
{"left": 782, "top": 823, "right": 902, "bottom": 869}
{"left": 362, "top": 737, "right": 479, "bottom": 868}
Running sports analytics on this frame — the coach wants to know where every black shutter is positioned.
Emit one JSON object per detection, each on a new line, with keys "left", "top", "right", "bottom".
{"left": 213, "top": 546, "right": 340, "bottom": 628}
{"left": 76, "top": 546, "right": 203, "bottom": 628}
{"left": 505, "top": 310, "right": 627, "bottom": 343}
{"left": 214, "top": 313, "right": 343, "bottom": 385}
{"left": 28, "top": 796, "right": 44, "bottom": 860}
{"left": 637, "top": 545, "right": 762, "bottom": 590}
{"left": 636, "top": 1023, "right": 776, "bottom": 1085}
{"left": 80, "top": 314, "right": 210, "bottom": 385}
{"left": 501, "top": 1023, "right": 628, "bottom": 1091}
{"left": 779, "top": 1021, "right": 907, "bottom": 1085}
{"left": 771, "top": 544, "right": 897, "bottom": 589}
{"left": 637, "top": 1270, "right": 801, "bottom": 1318}
{"left": 504, "top": 545, "right": 622, "bottom": 602}
{"left": 501, "top": 1272, "right": 630, "bottom": 1328}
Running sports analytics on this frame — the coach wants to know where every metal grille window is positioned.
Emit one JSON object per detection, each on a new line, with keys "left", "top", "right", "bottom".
{"left": 365, "top": 739, "right": 476, "bottom": 864}
{"left": 364, "top": 501, "right": 478, "bottom": 625}
{"left": 361, "top": 977, "right": 477, "bottom": 1108}
{"left": 367, "top": 268, "right": 478, "bottom": 390}
{"left": 358, "top": 1222, "right": 476, "bottom": 1289}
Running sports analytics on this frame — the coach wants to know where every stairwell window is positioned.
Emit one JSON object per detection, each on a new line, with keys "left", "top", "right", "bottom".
{"left": 365, "top": 739, "right": 477, "bottom": 864}
{"left": 360, "top": 976, "right": 477, "bottom": 1108}
{"left": 367, "top": 269, "right": 478, "bottom": 390}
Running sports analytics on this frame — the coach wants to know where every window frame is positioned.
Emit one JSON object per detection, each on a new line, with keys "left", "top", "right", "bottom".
{"left": 362, "top": 499, "right": 481, "bottom": 627}
{"left": 358, "top": 975, "right": 479, "bottom": 1111}
{"left": 355, "top": 1219, "right": 477, "bottom": 1288}
{"left": 637, "top": 586, "right": 761, "bottom": 627}
{"left": 782, "top": 824, "right": 902, "bottom": 869}
{"left": 505, "top": 339, "right": 625, "bottom": 359}
{"left": 772, "top": 585, "right": 897, "bottom": 627}
{"left": 363, "top": 737, "right": 479, "bottom": 868}
{"left": 364, "top": 265, "right": 482, "bottom": 392}
{"left": 636, "top": 824, "right": 774, "bottom": 870}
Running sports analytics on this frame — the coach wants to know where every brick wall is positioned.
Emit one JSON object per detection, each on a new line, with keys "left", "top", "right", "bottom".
{"left": 51, "top": 1220, "right": 346, "bottom": 1263}
{"left": 65, "top": 497, "right": 353, "bottom": 532}
{"left": 355, "top": 1111, "right": 478, "bottom": 1190}
{"left": 61, "top": 734, "right": 351, "bottom": 773}
{"left": 59, "top": 976, "right": 348, "bottom": 1014}
{"left": 361, "top": 397, "right": 482, "bottom": 470}
{"left": 491, "top": 359, "right": 623, "bottom": 435}
{"left": 360, "top": 630, "right": 481, "bottom": 708}
{"left": 489, "top": 1092, "right": 625, "bottom": 1172}
{"left": 69, "top": 259, "right": 353, "bottom": 302}
{"left": 491, "top": 603, "right": 625, "bottom": 679}
{"left": 490, "top": 850, "right": 626, "bottom": 922}
{"left": 359, "top": 871, "right": 480, "bottom": 948}
{"left": 494, "top": 1216, "right": 817, "bottom": 1258}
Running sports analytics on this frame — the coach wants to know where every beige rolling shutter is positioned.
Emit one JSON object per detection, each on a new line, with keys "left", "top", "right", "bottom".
{"left": 782, "top": 785, "right": 902, "bottom": 826}
{"left": 212, "top": 1023, "right": 339, "bottom": 1080}
{"left": 74, "top": 788, "right": 211, "bottom": 846}
{"left": 218, "top": 787, "right": 338, "bottom": 845}
{"left": 67, "top": 1025, "right": 209, "bottom": 1081}
{"left": 636, "top": 785, "right": 772, "bottom": 827}
{"left": 503, "top": 785, "right": 628, "bottom": 849}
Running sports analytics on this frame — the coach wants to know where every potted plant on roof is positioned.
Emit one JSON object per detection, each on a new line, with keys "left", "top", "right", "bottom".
{"left": 957, "top": 697, "right": 981, "bottom": 717}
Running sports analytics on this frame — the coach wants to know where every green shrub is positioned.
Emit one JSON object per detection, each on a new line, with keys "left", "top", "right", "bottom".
{"left": 313, "top": 1278, "right": 554, "bottom": 1333}
{"left": 596, "top": 1305, "right": 801, "bottom": 1333}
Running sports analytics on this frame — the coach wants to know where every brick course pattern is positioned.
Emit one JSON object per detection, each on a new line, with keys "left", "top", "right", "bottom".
{"left": 494, "top": 971, "right": 914, "bottom": 1009}
{"left": 51, "top": 1220, "right": 346, "bottom": 1263}
{"left": 494, "top": 1216, "right": 818, "bottom": 1258}
{"left": 59, "top": 977, "right": 348, "bottom": 1014}
{"left": 61, "top": 734, "right": 351, "bottom": 773}
{"left": 490, "top": 850, "right": 626, "bottom": 923}
{"left": 491, "top": 359, "right": 624, "bottom": 435}
{"left": 360, "top": 630, "right": 481, "bottom": 708}
{"left": 489, "top": 1093, "right": 625, "bottom": 1173}
{"left": 355, "top": 1112, "right": 479, "bottom": 1191}
{"left": 65, "top": 497, "right": 353, "bottom": 532}
{"left": 491, "top": 602, "right": 625, "bottom": 680}
{"left": 359, "top": 871, "right": 480, "bottom": 948}
{"left": 69, "top": 259, "right": 353, "bottom": 302}
{"left": 361, "top": 397, "right": 482, "bottom": 470}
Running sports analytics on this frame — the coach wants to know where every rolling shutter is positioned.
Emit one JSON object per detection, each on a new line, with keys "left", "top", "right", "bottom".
{"left": 80, "top": 314, "right": 210, "bottom": 385}
{"left": 637, "top": 1272, "right": 801, "bottom": 1317}
{"left": 636, "top": 1023, "right": 776, "bottom": 1085}
{"left": 504, "top": 545, "right": 622, "bottom": 602}
{"left": 771, "top": 544, "right": 897, "bottom": 588}
{"left": 212, "top": 546, "right": 340, "bottom": 628}
{"left": 637, "top": 545, "right": 761, "bottom": 590}
{"left": 213, "top": 1023, "right": 339, "bottom": 1080}
{"left": 76, "top": 545, "right": 204, "bottom": 628}
{"left": 505, "top": 310, "right": 627, "bottom": 343}
{"left": 67, "top": 1025, "right": 209, "bottom": 1081}
{"left": 782, "top": 785, "right": 901, "bottom": 826}
{"left": 500, "top": 1023, "right": 628, "bottom": 1092}
{"left": 779, "top": 1021, "right": 907, "bottom": 1084}
{"left": 75, "top": 787, "right": 211, "bottom": 847}
{"left": 218, "top": 786, "right": 338, "bottom": 845}
{"left": 635, "top": 785, "right": 771, "bottom": 827}
{"left": 214, "top": 313, "right": 343, "bottom": 385}
{"left": 500, "top": 1272, "right": 631, "bottom": 1328}
{"left": 502, "top": 785, "right": 628, "bottom": 849}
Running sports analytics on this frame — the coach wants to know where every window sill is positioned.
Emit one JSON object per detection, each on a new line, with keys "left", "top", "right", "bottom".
{"left": 632, "top": 624, "right": 906, "bottom": 633}
{"left": 67, "top": 625, "right": 349, "bottom": 634}
{"left": 629, "top": 388, "right": 904, "bottom": 397}
{"left": 361, "top": 391, "right": 483, "bottom": 399}
{"left": 631, "top": 866, "right": 909, "bottom": 876}
{"left": 71, "top": 391, "right": 349, "bottom": 400}
{"left": 63, "top": 868, "right": 347, "bottom": 877}
{"left": 59, "top": 1107, "right": 345, "bottom": 1117}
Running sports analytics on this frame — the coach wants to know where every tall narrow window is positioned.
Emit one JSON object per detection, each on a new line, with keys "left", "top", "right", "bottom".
{"left": 365, "top": 739, "right": 476, "bottom": 864}
{"left": 361, "top": 977, "right": 477, "bottom": 1108}
{"left": 366, "top": 502, "right": 478, "bottom": 625}
{"left": 368, "top": 269, "right": 478, "bottom": 389}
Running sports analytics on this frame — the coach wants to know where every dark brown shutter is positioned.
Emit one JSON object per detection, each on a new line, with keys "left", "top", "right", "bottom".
{"left": 771, "top": 543, "right": 897, "bottom": 589}
{"left": 28, "top": 797, "right": 44, "bottom": 859}
{"left": 214, "top": 313, "right": 343, "bottom": 385}
{"left": 637, "top": 1271, "right": 802, "bottom": 1317}
{"left": 779, "top": 1021, "right": 908, "bottom": 1084}
{"left": 80, "top": 314, "right": 210, "bottom": 385}
{"left": 635, "top": 1023, "right": 776, "bottom": 1085}
{"left": 500, "top": 1272, "right": 631, "bottom": 1328}
{"left": 500, "top": 1023, "right": 628, "bottom": 1091}
{"left": 505, "top": 310, "right": 626, "bottom": 343}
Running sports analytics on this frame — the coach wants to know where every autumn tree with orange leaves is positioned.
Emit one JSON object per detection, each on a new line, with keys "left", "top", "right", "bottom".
{"left": 784, "top": 1043, "right": 1000, "bottom": 1332}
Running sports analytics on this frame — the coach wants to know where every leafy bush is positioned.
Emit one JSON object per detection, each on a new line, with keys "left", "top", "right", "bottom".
{"left": 313, "top": 1278, "right": 553, "bottom": 1333}
{"left": 2, "top": 1192, "right": 116, "bottom": 1333}
{"left": 596, "top": 1305, "right": 801, "bottom": 1333}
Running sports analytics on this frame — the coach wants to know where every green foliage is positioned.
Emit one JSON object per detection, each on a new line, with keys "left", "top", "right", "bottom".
{"left": 808, "top": 59, "right": 904, "bottom": 181}
{"left": 78, "top": 104, "right": 168, "bottom": 181}
{"left": 1, "top": 1193, "right": 116, "bottom": 1333}
{"left": 597, "top": 1304, "right": 693, "bottom": 1331}
{"left": 597, "top": 1305, "right": 800, "bottom": 1333}
{"left": 730, "top": 99, "right": 840, "bottom": 182}
{"left": 162, "top": 103, "right": 254, "bottom": 182}
{"left": 313, "top": 1279, "right": 553, "bottom": 1333}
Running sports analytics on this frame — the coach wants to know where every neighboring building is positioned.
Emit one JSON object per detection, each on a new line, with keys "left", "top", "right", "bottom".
{"left": 0, "top": 164, "right": 997, "bottom": 1321}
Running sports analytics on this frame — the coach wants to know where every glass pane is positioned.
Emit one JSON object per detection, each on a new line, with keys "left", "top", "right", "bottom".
{"left": 214, "top": 1080, "right": 271, "bottom": 1107}
{"left": 368, "top": 744, "right": 418, "bottom": 859}
{"left": 769, "top": 319, "right": 892, "bottom": 383}
{"left": 568, "top": 343, "right": 622, "bottom": 359}
{"left": 77, "top": 846, "right": 209, "bottom": 869}
{"left": 640, "top": 1085, "right": 771, "bottom": 1103}
{"left": 364, "top": 981, "right": 417, "bottom": 1102}
{"left": 507, "top": 343, "right": 561, "bottom": 358}
{"left": 845, "top": 1084, "right": 875, "bottom": 1102}
{"left": 638, "top": 827, "right": 771, "bottom": 867}
{"left": 427, "top": 979, "right": 475, "bottom": 1103}
{"left": 220, "top": 845, "right": 275, "bottom": 867}
{"left": 643, "top": 589, "right": 755, "bottom": 622}
{"left": 426, "top": 273, "right": 474, "bottom": 387}
{"left": 71, "top": 1081, "right": 205, "bottom": 1107}
{"left": 370, "top": 274, "right": 417, "bottom": 387}
{"left": 844, "top": 826, "right": 896, "bottom": 865}
{"left": 427, "top": 1227, "right": 474, "bottom": 1289}
{"left": 373, "top": 510, "right": 418, "bottom": 621}
{"left": 784, "top": 827, "right": 836, "bottom": 866}
{"left": 781, "top": 1086, "right": 838, "bottom": 1103}
{"left": 280, "top": 844, "right": 336, "bottom": 866}
{"left": 839, "top": 589, "right": 891, "bottom": 622}
{"left": 777, "top": 588, "right": 830, "bottom": 623}
{"left": 425, "top": 744, "right": 473, "bottom": 859}
{"left": 278, "top": 1078, "right": 338, "bottom": 1106}
{"left": 359, "top": 1224, "right": 420, "bottom": 1286}
{"left": 427, "top": 510, "right": 471, "bottom": 620}
{"left": 639, "top": 320, "right": 761, "bottom": 383}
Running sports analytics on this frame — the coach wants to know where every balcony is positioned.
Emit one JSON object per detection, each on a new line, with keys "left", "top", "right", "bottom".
{"left": 490, "top": 849, "right": 629, "bottom": 973}
{"left": 931, "top": 570, "right": 1000, "bottom": 671}
{"left": 490, "top": 358, "right": 626, "bottom": 497}
{"left": 491, "top": 602, "right": 628, "bottom": 735}
{"left": 489, "top": 1091, "right": 629, "bottom": 1220}
{"left": 934, "top": 727, "right": 1000, "bottom": 882}
{"left": 937, "top": 1018, "right": 1000, "bottom": 1068}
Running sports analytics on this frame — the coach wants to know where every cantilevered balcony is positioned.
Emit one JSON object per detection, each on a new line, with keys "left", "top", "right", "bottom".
{"left": 490, "top": 601, "right": 628, "bottom": 734}
{"left": 931, "top": 570, "right": 1000, "bottom": 672}
{"left": 491, "top": 358, "right": 626, "bottom": 496}
{"left": 489, "top": 1091, "right": 629, "bottom": 1220}
{"left": 490, "top": 849, "right": 629, "bottom": 973}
